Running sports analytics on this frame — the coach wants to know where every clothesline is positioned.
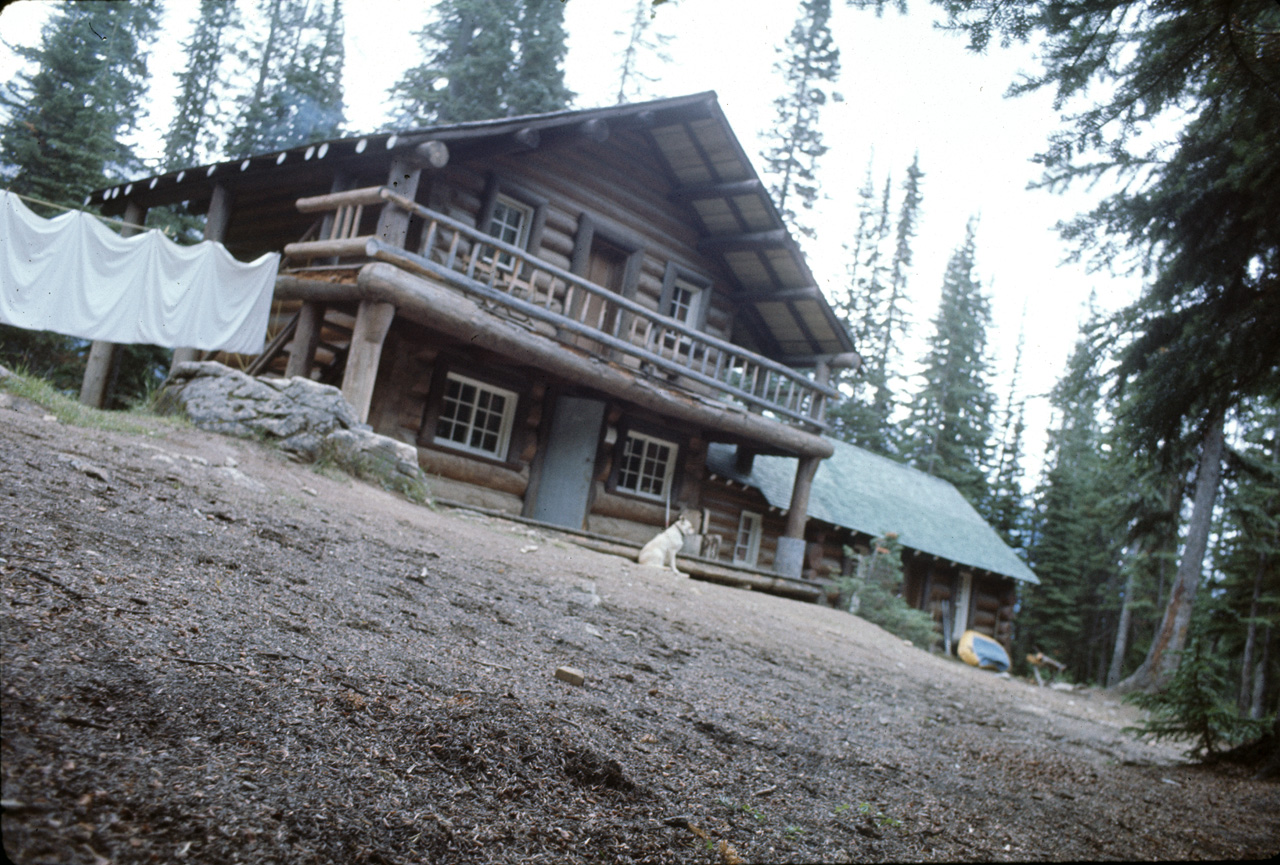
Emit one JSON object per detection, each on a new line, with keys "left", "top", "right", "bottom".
{"left": 4, "top": 188, "right": 167, "bottom": 237}
{"left": 0, "top": 189, "right": 278, "bottom": 353}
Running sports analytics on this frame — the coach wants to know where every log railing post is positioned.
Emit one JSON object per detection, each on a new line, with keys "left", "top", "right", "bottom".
{"left": 80, "top": 200, "right": 147, "bottom": 407}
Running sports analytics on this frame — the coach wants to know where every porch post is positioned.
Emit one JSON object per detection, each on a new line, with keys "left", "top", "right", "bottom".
{"left": 172, "top": 184, "right": 234, "bottom": 370}
{"left": 80, "top": 200, "right": 147, "bottom": 407}
{"left": 775, "top": 454, "right": 822, "bottom": 578}
{"left": 284, "top": 301, "right": 325, "bottom": 379}
{"left": 341, "top": 299, "right": 396, "bottom": 423}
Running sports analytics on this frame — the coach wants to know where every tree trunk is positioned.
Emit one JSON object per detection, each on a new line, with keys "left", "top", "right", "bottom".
{"left": 1115, "top": 411, "right": 1226, "bottom": 694}
{"left": 1107, "top": 560, "right": 1137, "bottom": 687}
{"left": 1239, "top": 553, "right": 1265, "bottom": 713}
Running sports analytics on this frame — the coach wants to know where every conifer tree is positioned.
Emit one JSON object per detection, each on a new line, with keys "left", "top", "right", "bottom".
{"left": 225, "top": 0, "right": 346, "bottom": 158}
{"left": 987, "top": 326, "right": 1029, "bottom": 550}
{"left": 0, "top": 1, "right": 160, "bottom": 208}
{"left": 760, "top": 0, "right": 841, "bottom": 239}
{"left": 614, "top": 0, "right": 675, "bottom": 104}
{"left": 828, "top": 156, "right": 921, "bottom": 456}
{"left": 901, "top": 218, "right": 996, "bottom": 507}
{"left": 1019, "top": 328, "right": 1127, "bottom": 681}
{"left": 389, "top": 0, "right": 572, "bottom": 126}
{"left": 161, "top": 0, "right": 239, "bottom": 170}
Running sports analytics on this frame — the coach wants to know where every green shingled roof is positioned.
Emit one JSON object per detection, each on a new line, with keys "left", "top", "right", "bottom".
{"left": 705, "top": 439, "right": 1038, "bottom": 584}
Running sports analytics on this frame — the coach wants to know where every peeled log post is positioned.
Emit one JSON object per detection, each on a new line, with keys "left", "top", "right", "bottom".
{"left": 775, "top": 455, "right": 822, "bottom": 578}
{"left": 341, "top": 299, "right": 396, "bottom": 423}
{"left": 285, "top": 301, "right": 326, "bottom": 379}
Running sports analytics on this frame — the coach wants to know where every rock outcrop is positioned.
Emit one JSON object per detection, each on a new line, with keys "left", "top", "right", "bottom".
{"left": 157, "top": 361, "right": 428, "bottom": 501}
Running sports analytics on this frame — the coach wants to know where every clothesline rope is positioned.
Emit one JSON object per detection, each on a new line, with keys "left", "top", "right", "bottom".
{"left": 4, "top": 188, "right": 159, "bottom": 235}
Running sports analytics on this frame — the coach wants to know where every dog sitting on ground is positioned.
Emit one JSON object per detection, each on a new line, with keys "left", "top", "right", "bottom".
{"left": 638, "top": 516, "right": 696, "bottom": 575}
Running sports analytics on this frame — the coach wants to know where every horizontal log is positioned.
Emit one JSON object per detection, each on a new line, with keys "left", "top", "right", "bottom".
{"left": 698, "top": 229, "right": 789, "bottom": 253}
{"left": 411, "top": 140, "right": 449, "bottom": 169}
{"left": 284, "top": 236, "right": 372, "bottom": 260}
{"left": 590, "top": 485, "right": 667, "bottom": 526}
{"left": 669, "top": 179, "right": 763, "bottom": 203}
{"left": 275, "top": 275, "right": 362, "bottom": 304}
{"left": 353, "top": 262, "right": 834, "bottom": 458}
{"left": 296, "top": 186, "right": 386, "bottom": 214}
{"left": 416, "top": 446, "right": 528, "bottom": 497}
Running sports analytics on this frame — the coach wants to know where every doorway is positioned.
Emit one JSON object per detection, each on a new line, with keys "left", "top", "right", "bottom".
{"left": 527, "top": 394, "right": 606, "bottom": 530}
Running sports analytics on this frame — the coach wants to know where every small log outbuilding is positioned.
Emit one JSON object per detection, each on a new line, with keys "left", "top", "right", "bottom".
{"left": 704, "top": 439, "right": 1038, "bottom": 649}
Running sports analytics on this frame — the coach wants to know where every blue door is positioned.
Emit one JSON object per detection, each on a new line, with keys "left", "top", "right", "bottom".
{"left": 529, "top": 395, "right": 605, "bottom": 529}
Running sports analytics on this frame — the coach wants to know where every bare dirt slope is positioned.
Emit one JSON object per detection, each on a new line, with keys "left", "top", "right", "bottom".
{"left": 2, "top": 396, "right": 1278, "bottom": 863}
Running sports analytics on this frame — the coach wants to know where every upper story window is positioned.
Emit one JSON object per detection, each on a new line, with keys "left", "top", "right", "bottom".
{"left": 484, "top": 194, "right": 533, "bottom": 271}
{"left": 668, "top": 278, "right": 704, "bottom": 326}
{"left": 616, "top": 431, "right": 678, "bottom": 501}
{"left": 434, "top": 372, "right": 517, "bottom": 459}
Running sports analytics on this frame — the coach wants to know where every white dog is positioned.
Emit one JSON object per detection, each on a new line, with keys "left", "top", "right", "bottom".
{"left": 638, "top": 516, "right": 696, "bottom": 575}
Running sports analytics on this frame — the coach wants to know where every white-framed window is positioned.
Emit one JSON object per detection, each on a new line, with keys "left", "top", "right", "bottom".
{"left": 434, "top": 373, "right": 517, "bottom": 459}
{"left": 733, "top": 510, "right": 762, "bottom": 567}
{"left": 668, "top": 278, "right": 703, "bottom": 326}
{"left": 616, "top": 431, "right": 678, "bottom": 500}
{"left": 484, "top": 194, "right": 532, "bottom": 271}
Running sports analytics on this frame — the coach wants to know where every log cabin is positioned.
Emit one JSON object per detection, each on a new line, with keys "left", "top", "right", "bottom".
{"left": 89, "top": 92, "right": 855, "bottom": 579}
{"left": 87, "top": 92, "right": 1035, "bottom": 649}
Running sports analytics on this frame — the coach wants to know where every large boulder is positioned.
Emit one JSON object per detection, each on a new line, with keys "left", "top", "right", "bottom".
{"left": 157, "top": 361, "right": 364, "bottom": 459}
{"left": 320, "top": 428, "right": 429, "bottom": 502}
{"left": 157, "top": 361, "right": 429, "bottom": 501}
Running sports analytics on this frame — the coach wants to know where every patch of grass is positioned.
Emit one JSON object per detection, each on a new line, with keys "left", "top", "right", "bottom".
{"left": 1, "top": 366, "right": 182, "bottom": 435}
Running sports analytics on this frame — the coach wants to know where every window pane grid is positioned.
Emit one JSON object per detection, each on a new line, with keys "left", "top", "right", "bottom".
{"left": 435, "top": 374, "right": 515, "bottom": 458}
{"left": 486, "top": 196, "right": 531, "bottom": 271}
{"left": 617, "top": 433, "right": 676, "bottom": 499}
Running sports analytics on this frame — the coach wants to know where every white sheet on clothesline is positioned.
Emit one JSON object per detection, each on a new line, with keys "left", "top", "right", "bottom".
{"left": 0, "top": 190, "right": 278, "bottom": 353}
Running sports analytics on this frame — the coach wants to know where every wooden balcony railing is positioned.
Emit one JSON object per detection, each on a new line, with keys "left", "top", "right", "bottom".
{"left": 285, "top": 186, "right": 835, "bottom": 430}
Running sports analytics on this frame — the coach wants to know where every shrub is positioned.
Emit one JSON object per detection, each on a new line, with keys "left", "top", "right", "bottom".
{"left": 1123, "top": 638, "right": 1270, "bottom": 761}
{"left": 838, "top": 534, "right": 937, "bottom": 649}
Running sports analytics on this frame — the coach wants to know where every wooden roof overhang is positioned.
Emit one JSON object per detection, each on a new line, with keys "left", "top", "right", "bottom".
{"left": 89, "top": 92, "right": 855, "bottom": 367}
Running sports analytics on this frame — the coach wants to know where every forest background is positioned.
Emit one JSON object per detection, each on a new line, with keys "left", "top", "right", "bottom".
{"left": 0, "top": 0, "right": 1276, "bottom": 764}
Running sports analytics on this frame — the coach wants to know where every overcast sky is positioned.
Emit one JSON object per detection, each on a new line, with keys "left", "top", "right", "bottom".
{"left": 0, "top": 0, "right": 1146, "bottom": 485}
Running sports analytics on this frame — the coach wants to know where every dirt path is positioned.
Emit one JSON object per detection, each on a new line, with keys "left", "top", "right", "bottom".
{"left": 2, "top": 396, "right": 1278, "bottom": 863}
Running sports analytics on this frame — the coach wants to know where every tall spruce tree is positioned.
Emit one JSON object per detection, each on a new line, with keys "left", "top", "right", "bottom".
{"left": 987, "top": 323, "right": 1029, "bottom": 550}
{"left": 760, "top": 0, "right": 841, "bottom": 239}
{"left": 161, "top": 0, "right": 239, "bottom": 170}
{"left": 614, "top": 0, "right": 675, "bottom": 104}
{"left": 389, "top": 0, "right": 572, "bottom": 126}
{"left": 1020, "top": 328, "right": 1128, "bottom": 681}
{"left": 902, "top": 218, "right": 996, "bottom": 508}
{"left": 225, "top": 0, "right": 346, "bottom": 158}
{"left": 0, "top": 1, "right": 160, "bottom": 208}
{"left": 828, "top": 156, "right": 921, "bottom": 456}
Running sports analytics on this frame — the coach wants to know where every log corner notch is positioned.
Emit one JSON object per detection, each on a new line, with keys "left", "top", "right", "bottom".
{"left": 408, "top": 140, "right": 449, "bottom": 170}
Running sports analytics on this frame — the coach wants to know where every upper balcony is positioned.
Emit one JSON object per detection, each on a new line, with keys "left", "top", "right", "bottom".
{"left": 278, "top": 185, "right": 844, "bottom": 433}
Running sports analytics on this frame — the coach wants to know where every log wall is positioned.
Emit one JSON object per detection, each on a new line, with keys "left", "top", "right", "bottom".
{"left": 419, "top": 130, "right": 742, "bottom": 346}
